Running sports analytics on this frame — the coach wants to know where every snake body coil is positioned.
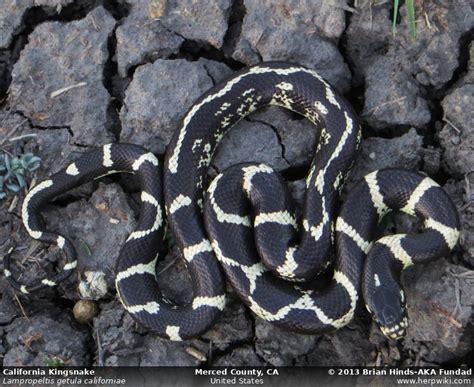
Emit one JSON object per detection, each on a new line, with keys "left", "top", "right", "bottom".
{"left": 5, "top": 62, "right": 460, "bottom": 341}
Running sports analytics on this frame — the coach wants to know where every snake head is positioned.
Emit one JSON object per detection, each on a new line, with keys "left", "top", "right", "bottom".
{"left": 366, "top": 278, "right": 408, "bottom": 340}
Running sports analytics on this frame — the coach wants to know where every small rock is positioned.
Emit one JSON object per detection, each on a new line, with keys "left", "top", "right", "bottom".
{"left": 415, "top": 34, "right": 459, "bottom": 88}
{"left": 78, "top": 271, "right": 108, "bottom": 300}
{"left": 185, "top": 346, "right": 207, "bottom": 362}
{"left": 362, "top": 56, "right": 431, "bottom": 130}
{"left": 443, "top": 179, "right": 474, "bottom": 267}
{"left": 345, "top": 2, "right": 392, "bottom": 84}
{"left": 198, "top": 58, "right": 233, "bottom": 85}
{"left": 213, "top": 105, "right": 318, "bottom": 173}
{"left": 157, "top": 0, "right": 232, "bottom": 48}
{"left": 0, "top": 1, "right": 81, "bottom": 48}
{"left": 462, "top": 41, "right": 474, "bottom": 84}
{"left": 120, "top": 59, "right": 215, "bottom": 154}
{"left": 348, "top": 128, "right": 424, "bottom": 188}
{"left": 212, "top": 118, "right": 289, "bottom": 173}
{"left": 73, "top": 299, "right": 99, "bottom": 323}
{"left": 9, "top": 7, "right": 115, "bottom": 146}
{"left": 116, "top": 19, "right": 183, "bottom": 77}
{"left": 120, "top": 0, "right": 232, "bottom": 55}
{"left": 438, "top": 84, "right": 474, "bottom": 177}
{"left": 232, "top": 0, "right": 351, "bottom": 92}
{"left": 0, "top": 1, "right": 28, "bottom": 47}
{"left": 251, "top": 107, "right": 318, "bottom": 169}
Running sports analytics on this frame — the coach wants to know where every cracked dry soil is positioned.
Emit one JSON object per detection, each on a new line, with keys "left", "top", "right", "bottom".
{"left": 0, "top": 0, "right": 473, "bottom": 367}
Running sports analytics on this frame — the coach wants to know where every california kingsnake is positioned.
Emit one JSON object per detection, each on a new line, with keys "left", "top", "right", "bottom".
{"left": 4, "top": 62, "right": 460, "bottom": 341}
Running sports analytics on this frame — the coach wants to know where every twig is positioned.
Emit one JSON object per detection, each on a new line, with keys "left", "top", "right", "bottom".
{"left": 375, "top": 351, "right": 382, "bottom": 367}
{"left": 157, "top": 256, "right": 179, "bottom": 276}
{"left": 451, "top": 278, "right": 461, "bottom": 318}
{"left": 8, "top": 133, "right": 38, "bottom": 142}
{"left": 13, "top": 293, "right": 30, "bottom": 320}
{"left": 50, "top": 82, "right": 87, "bottom": 99}
{"left": 341, "top": 5, "right": 358, "bottom": 13}
{"left": 464, "top": 172, "right": 473, "bottom": 205}
{"left": 0, "top": 118, "right": 28, "bottom": 146}
{"left": 23, "top": 241, "right": 42, "bottom": 265}
{"left": 442, "top": 116, "right": 462, "bottom": 134}
{"left": 424, "top": 12, "right": 432, "bottom": 30}
{"left": 432, "top": 302, "right": 462, "bottom": 329}
{"left": 7, "top": 195, "right": 18, "bottom": 213}
{"left": 369, "top": 0, "right": 373, "bottom": 31}
{"left": 447, "top": 268, "right": 474, "bottom": 279}
{"left": 208, "top": 340, "right": 213, "bottom": 364}
{"left": 96, "top": 326, "right": 104, "bottom": 366}
{"left": 363, "top": 96, "right": 407, "bottom": 116}
{"left": 0, "top": 147, "right": 14, "bottom": 156}
{"left": 185, "top": 347, "right": 207, "bottom": 362}
{"left": 0, "top": 91, "right": 17, "bottom": 128}
{"left": 66, "top": 30, "right": 80, "bottom": 44}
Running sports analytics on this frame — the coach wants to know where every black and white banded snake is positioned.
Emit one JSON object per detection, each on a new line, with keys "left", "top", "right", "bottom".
{"left": 4, "top": 62, "right": 460, "bottom": 341}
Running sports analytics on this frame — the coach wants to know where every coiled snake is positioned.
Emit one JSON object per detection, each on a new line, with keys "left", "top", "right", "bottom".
{"left": 4, "top": 62, "right": 460, "bottom": 341}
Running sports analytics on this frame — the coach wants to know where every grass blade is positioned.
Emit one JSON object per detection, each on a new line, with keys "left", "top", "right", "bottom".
{"left": 406, "top": 0, "right": 416, "bottom": 38}
{"left": 392, "top": 0, "right": 400, "bottom": 35}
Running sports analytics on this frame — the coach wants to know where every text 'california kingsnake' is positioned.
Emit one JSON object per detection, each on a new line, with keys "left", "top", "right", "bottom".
{"left": 4, "top": 62, "right": 460, "bottom": 341}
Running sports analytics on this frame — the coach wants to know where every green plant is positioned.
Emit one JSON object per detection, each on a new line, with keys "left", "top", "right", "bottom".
{"left": 392, "top": 0, "right": 417, "bottom": 38}
{"left": 0, "top": 152, "right": 42, "bottom": 199}
{"left": 46, "top": 356, "right": 65, "bottom": 367}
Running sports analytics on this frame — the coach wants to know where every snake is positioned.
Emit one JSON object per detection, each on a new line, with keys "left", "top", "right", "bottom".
{"left": 4, "top": 62, "right": 460, "bottom": 341}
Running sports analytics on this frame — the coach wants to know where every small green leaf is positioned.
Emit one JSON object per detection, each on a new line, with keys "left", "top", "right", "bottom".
{"left": 5, "top": 182, "right": 20, "bottom": 192}
{"left": 79, "top": 239, "right": 92, "bottom": 256}
{"left": 20, "top": 155, "right": 31, "bottom": 168}
{"left": 14, "top": 167, "right": 25, "bottom": 176}
{"left": 15, "top": 173, "right": 26, "bottom": 188}
{"left": 46, "top": 357, "right": 65, "bottom": 367}
{"left": 10, "top": 157, "right": 21, "bottom": 169}
{"left": 4, "top": 154, "right": 11, "bottom": 172}
{"left": 26, "top": 156, "right": 42, "bottom": 171}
